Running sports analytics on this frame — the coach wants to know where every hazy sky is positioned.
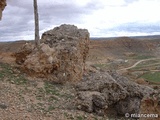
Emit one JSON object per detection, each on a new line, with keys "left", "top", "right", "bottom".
{"left": 0, "top": 0, "right": 160, "bottom": 41}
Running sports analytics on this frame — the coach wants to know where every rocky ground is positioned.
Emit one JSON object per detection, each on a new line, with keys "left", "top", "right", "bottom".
{"left": 0, "top": 62, "right": 109, "bottom": 120}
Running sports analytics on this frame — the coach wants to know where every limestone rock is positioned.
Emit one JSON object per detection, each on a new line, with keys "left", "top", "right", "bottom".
{"left": 116, "top": 97, "right": 141, "bottom": 115}
{"left": 22, "top": 43, "right": 59, "bottom": 77}
{"left": 15, "top": 24, "right": 90, "bottom": 83}
{"left": 0, "top": 0, "right": 6, "bottom": 20}
{"left": 76, "top": 70, "right": 155, "bottom": 117}
{"left": 41, "top": 24, "right": 90, "bottom": 82}
{"left": 109, "top": 71, "right": 154, "bottom": 98}
{"left": 15, "top": 42, "right": 34, "bottom": 65}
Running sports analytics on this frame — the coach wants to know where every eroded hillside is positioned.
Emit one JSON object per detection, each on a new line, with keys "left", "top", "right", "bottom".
{"left": 88, "top": 37, "right": 160, "bottom": 62}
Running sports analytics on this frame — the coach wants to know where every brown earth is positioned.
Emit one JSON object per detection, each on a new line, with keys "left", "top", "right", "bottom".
{"left": 88, "top": 37, "right": 160, "bottom": 61}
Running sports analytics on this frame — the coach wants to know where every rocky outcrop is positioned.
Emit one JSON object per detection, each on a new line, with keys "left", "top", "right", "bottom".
{"left": 0, "top": 0, "right": 6, "bottom": 20}
{"left": 76, "top": 70, "right": 155, "bottom": 117}
{"left": 15, "top": 24, "right": 90, "bottom": 83}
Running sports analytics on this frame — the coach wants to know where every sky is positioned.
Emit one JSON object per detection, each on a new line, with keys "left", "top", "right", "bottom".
{"left": 0, "top": 0, "right": 160, "bottom": 41}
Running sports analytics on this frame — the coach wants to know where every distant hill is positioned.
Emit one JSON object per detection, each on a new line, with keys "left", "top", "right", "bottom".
{"left": 90, "top": 35, "right": 160, "bottom": 40}
{"left": 131, "top": 35, "right": 160, "bottom": 40}
{"left": 88, "top": 36, "right": 160, "bottom": 61}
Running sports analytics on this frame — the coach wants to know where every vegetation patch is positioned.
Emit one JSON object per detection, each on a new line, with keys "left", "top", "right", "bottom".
{"left": 93, "top": 62, "right": 123, "bottom": 70}
{"left": 133, "top": 55, "right": 154, "bottom": 60}
{"left": 0, "top": 62, "right": 28, "bottom": 85}
{"left": 141, "top": 72, "right": 160, "bottom": 83}
{"left": 0, "top": 62, "right": 13, "bottom": 79}
{"left": 44, "top": 82, "right": 61, "bottom": 96}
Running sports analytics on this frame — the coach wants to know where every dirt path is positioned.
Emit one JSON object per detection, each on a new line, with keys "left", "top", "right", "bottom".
{"left": 117, "top": 58, "right": 160, "bottom": 72}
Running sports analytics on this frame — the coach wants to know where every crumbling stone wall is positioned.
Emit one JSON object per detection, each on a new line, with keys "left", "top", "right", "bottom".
{"left": 0, "top": 0, "right": 6, "bottom": 20}
{"left": 15, "top": 24, "right": 90, "bottom": 83}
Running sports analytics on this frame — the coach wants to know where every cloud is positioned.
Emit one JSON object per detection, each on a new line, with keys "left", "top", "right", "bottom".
{"left": 0, "top": 0, "right": 160, "bottom": 41}
{"left": 92, "top": 22, "right": 160, "bottom": 37}
{"left": 115, "top": 22, "right": 160, "bottom": 33}
{"left": 123, "top": 0, "right": 139, "bottom": 6}
{"left": 77, "top": 0, "right": 160, "bottom": 37}
{"left": 0, "top": 0, "right": 102, "bottom": 41}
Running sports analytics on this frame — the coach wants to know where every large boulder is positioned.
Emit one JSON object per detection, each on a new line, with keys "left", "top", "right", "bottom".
{"left": 0, "top": 0, "right": 6, "bottom": 20}
{"left": 15, "top": 24, "right": 90, "bottom": 83}
{"left": 76, "top": 70, "right": 155, "bottom": 117}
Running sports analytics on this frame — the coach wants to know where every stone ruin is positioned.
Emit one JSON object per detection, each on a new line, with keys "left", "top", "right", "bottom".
{"left": 0, "top": 0, "right": 6, "bottom": 20}
{"left": 15, "top": 24, "right": 90, "bottom": 83}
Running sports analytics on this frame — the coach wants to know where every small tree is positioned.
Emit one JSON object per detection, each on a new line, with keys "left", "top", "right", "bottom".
{"left": 33, "top": 0, "right": 40, "bottom": 48}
